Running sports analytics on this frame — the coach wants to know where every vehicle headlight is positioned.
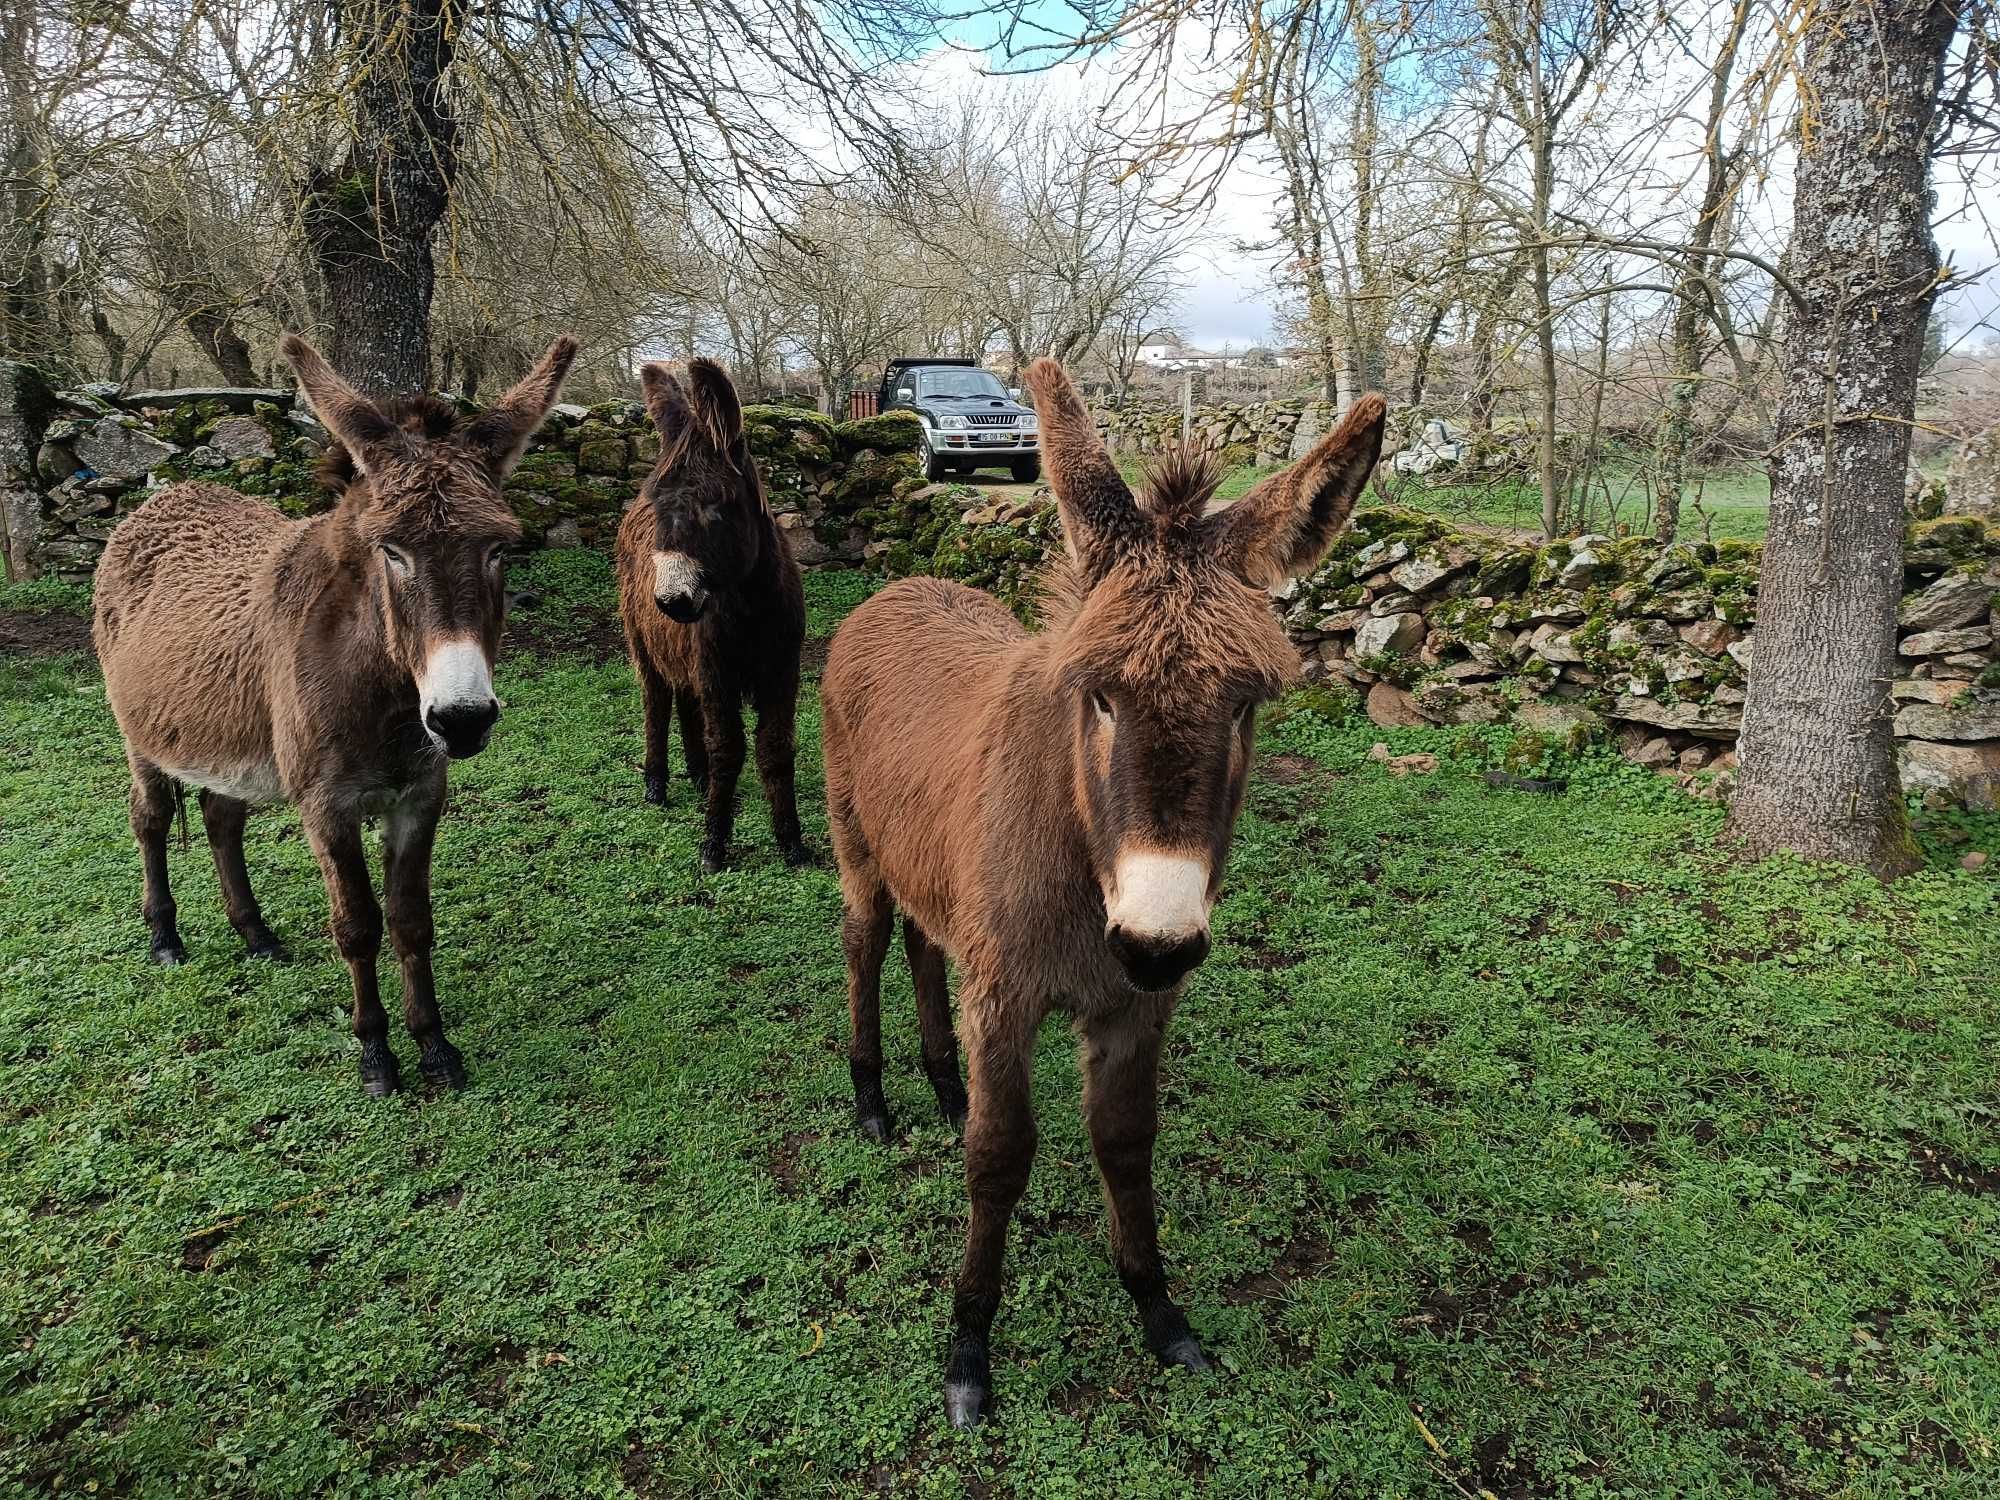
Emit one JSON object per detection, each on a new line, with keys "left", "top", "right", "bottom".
{"left": 937, "top": 413, "right": 968, "bottom": 430}
{"left": 1016, "top": 414, "right": 1038, "bottom": 433}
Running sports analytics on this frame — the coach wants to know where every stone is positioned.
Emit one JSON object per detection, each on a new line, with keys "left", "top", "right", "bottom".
{"left": 577, "top": 438, "right": 629, "bottom": 476}
{"left": 1679, "top": 618, "right": 1741, "bottom": 656}
{"left": 1364, "top": 680, "right": 1427, "bottom": 728}
{"left": 544, "top": 517, "right": 583, "bottom": 548}
{"left": 1941, "top": 651, "right": 1994, "bottom": 670}
{"left": 1945, "top": 422, "right": 2000, "bottom": 517}
{"left": 1384, "top": 752, "right": 1439, "bottom": 777}
{"left": 1963, "top": 851, "right": 1989, "bottom": 871}
{"left": 1351, "top": 538, "right": 1410, "bottom": 576}
{"left": 35, "top": 439, "right": 76, "bottom": 484}
{"left": 1608, "top": 619, "right": 1679, "bottom": 650}
{"left": 1558, "top": 540, "right": 1606, "bottom": 589}
{"left": 1893, "top": 678, "right": 1965, "bottom": 704}
{"left": 1899, "top": 574, "right": 1994, "bottom": 631}
{"left": 1644, "top": 545, "right": 1702, "bottom": 589}
{"left": 119, "top": 386, "right": 290, "bottom": 414}
{"left": 1526, "top": 623, "right": 1586, "bottom": 663}
{"left": 209, "top": 415, "right": 276, "bottom": 461}
{"left": 1515, "top": 701, "right": 1602, "bottom": 741}
{"left": 1369, "top": 590, "right": 1421, "bottom": 617}
{"left": 1647, "top": 590, "right": 1713, "bottom": 623}
{"left": 1726, "top": 638, "right": 1753, "bottom": 670}
{"left": 1677, "top": 745, "right": 1713, "bottom": 773}
{"left": 1900, "top": 626, "right": 1993, "bottom": 657}
{"left": 1315, "top": 608, "right": 1365, "bottom": 633}
{"left": 1629, "top": 735, "right": 1678, "bottom": 768}
{"left": 183, "top": 444, "right": 226, "bottom": 469}
{"left": 1893, "top": 701, "right": 2000, "bottom": 742}
{"left": 1898, "top": 740, "right": 2000, "bottom": 810}
{"left": 1519, "top": 594, "right": 1588, "bottom": 625}
{"left": 1612, "top": 694, "right": 1741, "bottom": 740}
{"left": 1353, "top": 612, "right": 1425, "bottom": 657}
{"left": 1413, "top": 680, "right": 1508, "bottom": 725}
{"left": 73, "top": 418, "right": 178, "bottom": 481}
{"left": 1389, "top": 547, "right": 1470, "bottom": 595}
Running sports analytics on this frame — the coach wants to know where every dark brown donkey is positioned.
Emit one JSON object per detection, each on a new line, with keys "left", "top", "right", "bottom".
{"left": 616, "top": 359, "right": 808, "bottom": 872}
{"left": 822, "top": 357, "right": 1385, "bottom": 1426}
{"left": 92, "top": 334, "right": 578, "bottom": 1096}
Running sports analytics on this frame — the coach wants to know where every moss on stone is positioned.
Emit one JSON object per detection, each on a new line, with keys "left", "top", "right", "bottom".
{"left": 834, "top": 411, "right": 922, "bottom": 457}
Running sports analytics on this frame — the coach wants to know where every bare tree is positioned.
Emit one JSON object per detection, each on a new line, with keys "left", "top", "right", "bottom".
{"left": 1724, "top": 0, "right": 1961, "bottom": 878}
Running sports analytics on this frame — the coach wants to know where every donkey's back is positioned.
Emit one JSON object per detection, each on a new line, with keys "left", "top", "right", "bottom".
{"left": 94, "top": 481, "right": 300, "bottom": 782}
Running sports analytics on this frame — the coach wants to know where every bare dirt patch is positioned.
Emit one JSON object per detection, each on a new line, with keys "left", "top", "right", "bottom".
{"left": 0, "top": 609, "right": 94, "bottom": 657}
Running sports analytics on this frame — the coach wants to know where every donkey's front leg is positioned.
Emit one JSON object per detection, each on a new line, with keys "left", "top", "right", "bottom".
{"left": 302, "top": 807, "right": 396, "bottom": 1097}
{"left": 946, "top": 996, "right": 1042, "bottom": 1429}
{"left": 1081, "top": 1009, "right": 1210, "bottom": 1371}
{"left": 383, "top": 780, "right": 465, "bottom": 1089}
{"left": 698, "top": 701, "right": 747, "bottom": 873}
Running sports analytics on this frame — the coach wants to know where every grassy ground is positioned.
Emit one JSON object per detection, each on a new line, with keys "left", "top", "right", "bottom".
{"left": 3, "top": 555, "right": 1998, "bottom": 1498}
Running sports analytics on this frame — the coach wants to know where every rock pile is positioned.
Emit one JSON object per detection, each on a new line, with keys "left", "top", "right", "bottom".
{"left": 1276, "top": 507, "right": 2000, "bottom": 808}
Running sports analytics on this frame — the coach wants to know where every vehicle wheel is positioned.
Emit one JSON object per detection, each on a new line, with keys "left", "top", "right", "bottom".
{"left": 919, "top": 430, "right": 948, "bottom": 482}
{"left": 1009, "top": 457, "right": 1041, "bottom": 484}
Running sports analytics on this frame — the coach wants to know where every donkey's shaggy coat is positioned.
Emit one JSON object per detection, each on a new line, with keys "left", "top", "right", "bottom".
{"left": 616, "top": 359, "right": 807, "bottom": 871}
{"left": 822, "top": 357, "right": 1386, "bottom": 1426}
{"left": 93, "top": 334, "right": 577, "bottom": 1095}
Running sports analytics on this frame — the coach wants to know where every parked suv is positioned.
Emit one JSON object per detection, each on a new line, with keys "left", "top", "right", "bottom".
{"left": 879, "top": 358, "right": 1041, "bottom": 483}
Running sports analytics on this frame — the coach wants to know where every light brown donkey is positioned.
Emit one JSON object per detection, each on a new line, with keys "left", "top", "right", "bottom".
{"left": 822, "top": 357, "right": 1385, "bottom": 1426}
{"left": 92, "top": 334, "right": 577, "bottom": 1096}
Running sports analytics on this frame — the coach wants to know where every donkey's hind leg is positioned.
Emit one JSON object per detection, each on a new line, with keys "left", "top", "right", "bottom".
{"left": 842, "top": 881, "right": 896, "bottom": 1142}
{"left": 754, "top": 661, "right": 809, "bottom": 866}
{"left": 199, "top": 791, "right": 284, "bottom": 959}
{"left": 903, "top": 917, "right": 966, "bottom": 1129}
{"left": 128, "top": 760, "right": 185, "bottom": 966}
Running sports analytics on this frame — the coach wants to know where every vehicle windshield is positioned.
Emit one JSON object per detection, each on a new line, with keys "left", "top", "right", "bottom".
{"left": 915, "top": 368, "right": 1007, "bottom": 400}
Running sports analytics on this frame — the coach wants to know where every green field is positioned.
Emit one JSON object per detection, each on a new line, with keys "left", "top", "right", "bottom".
{"left": 3, "top": 556, "right": 1998, "bottom": 1497}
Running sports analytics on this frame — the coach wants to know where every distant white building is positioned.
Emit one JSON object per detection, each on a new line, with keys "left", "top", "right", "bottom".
{"left": 1138, "top": 335, "right": 1237, "bottom": 372}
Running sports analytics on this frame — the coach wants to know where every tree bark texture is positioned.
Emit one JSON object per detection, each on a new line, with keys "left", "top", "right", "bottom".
{"left": 1725, "top": 0, "right": 1957, "bottom": 878}
{"left": 300, "top": 0, "right": 458, "bottom": 395}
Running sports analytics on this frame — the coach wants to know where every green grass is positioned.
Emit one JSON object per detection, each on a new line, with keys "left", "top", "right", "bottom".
{"left": 3, "top": 554, "right": 1998, "bottom": 1497}
{"left": 1385, "top": 468, "right": 1773, "bottom": 543}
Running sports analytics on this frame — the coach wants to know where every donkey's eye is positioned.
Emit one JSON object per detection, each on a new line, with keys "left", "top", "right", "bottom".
{"left": 485, "top": 545, "right": 507, "bottom": 571}
{"left": 380, "top": 545, "right": 413, "bottom": 574}
{"left": 1089, "top": 690, "right": 1115, "bottom": 725}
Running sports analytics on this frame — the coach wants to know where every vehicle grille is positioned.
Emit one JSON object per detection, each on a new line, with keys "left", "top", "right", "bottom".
{"left": 966, "top": 413, "right": 1018, "bottom": 427}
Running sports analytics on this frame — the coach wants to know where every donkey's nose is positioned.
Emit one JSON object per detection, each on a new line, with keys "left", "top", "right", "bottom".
{"left": 424, "top": 699, "right": 499, "bottom": 759}
{"left": 1106, "top": 924, "right": 1211, "bottom": 992}
{"left": 656, "top": 586, "right": 709, "bottom": 623}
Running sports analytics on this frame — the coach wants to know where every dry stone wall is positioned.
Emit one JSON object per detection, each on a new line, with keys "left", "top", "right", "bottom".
{"left": 5, "top": 363, "right": 1997, "bottom": 807}
{"left": 0, "top": 366, "right": 926, "bottom": 581}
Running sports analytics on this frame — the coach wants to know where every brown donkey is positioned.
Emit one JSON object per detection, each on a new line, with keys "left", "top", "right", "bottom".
{"left": 92, "top": 334, "right": 578, "bottom": 1096}
{"left": 616, "top": 359, "right": 808, "bottom": 872}
{"left": 822, "top": 357, "right": 1385, "bottom": 1426}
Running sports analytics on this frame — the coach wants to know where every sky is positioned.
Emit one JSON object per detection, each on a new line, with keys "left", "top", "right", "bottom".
{"left": 911, "top": 9, "right": 2000, "bottom": 356}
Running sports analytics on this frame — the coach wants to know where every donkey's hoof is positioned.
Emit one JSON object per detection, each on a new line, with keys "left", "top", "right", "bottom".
{"left": 856, "top": 1110, "right": 896, "bottom": 1144}
{"left": 420, "top": 1041, "right": 468, "bottom": 1090}
{"left": 1156, "top": 1334, "right": 1213, "bottom": 1373}
{"left": 779, "top": 840, "right": 815, "bottom": 869}
{"left": 699, "top": 840, "right": 729, "bottom": 874}
{"left": 943, "top": 1337, "right": 991, "bottom": 1429}
{"left": 643, "top": 774, "right": 668, "bottom": 805}
{"left": 150, "top": 940, "right": 187, "bottom": 967}
{"left": 359, "top": 1049, "right": 401, "bottom": 1098}
{"left": 244, "top": 931, "right": 288, "bottom": 961}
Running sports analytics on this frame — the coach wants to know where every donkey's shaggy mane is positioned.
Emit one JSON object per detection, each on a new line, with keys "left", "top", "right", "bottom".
{"left": 315, "top": 394, "right": 469, "bottom": 497}
{"left": 1138, "top": 443, "right": 1224, "bottom": 526}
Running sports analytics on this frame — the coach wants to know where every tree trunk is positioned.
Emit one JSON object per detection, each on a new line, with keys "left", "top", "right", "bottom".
{"left": 1724, "top": 0, "right": 1957, "bottom": 879}
{"left": 185, "top": 306, "right": 257, "bottom": 386}
{"left": 299, "top": 0, "right": 457, "bottom": 395}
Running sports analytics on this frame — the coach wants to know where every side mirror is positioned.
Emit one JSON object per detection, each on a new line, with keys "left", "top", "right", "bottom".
{"left": 895, "top": 387, "right": 914, "bottom": 402}
{"left": 1008, "top": 387, "right": 1021, "bottom": 399}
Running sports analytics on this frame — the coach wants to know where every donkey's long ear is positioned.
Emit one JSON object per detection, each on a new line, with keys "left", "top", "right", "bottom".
{"left": 684, "top": 358, "right": 744, "bottom": 449}
{"left": 1206, "top": 394, "right": 1387, "bottom": 587}
{"left": 467, "top": 335, "right": 580, "bottom": 476}
{"left": 280, "top": 334, "right": 399, "bottom": 472}
{"left": 639, "top": 362, "right": 690, "bottom": 438}
{"left": 1022, "top": 357, "right": 1140, "bottom": 569}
